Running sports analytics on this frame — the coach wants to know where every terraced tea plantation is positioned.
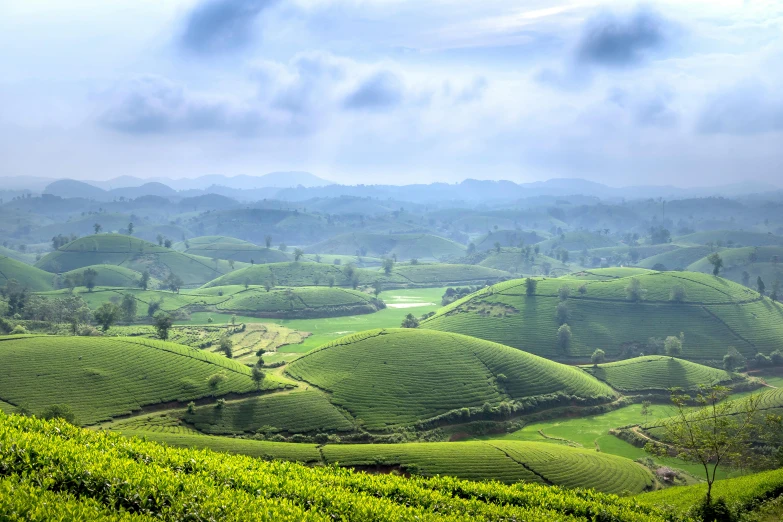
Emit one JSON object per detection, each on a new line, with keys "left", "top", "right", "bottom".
{"left": 422, "top": 269, "right": 783, "bottom": 360}
{"left": 582, "top": 356, "right": 742, "bottom": 393}
{"left": 0, "top": 335, "right": 288, "bottom": 424}
{"left": 60, "top": 264, "right": 156, "bottom": 288}
{"left": 306, "top": 232, "right": 467, "bottom": 261}
{"left": 0, "top": 413, "right": 672, "bottom": 521}
{"left": 285, "top": 328, "right": 615, "bottom": 428}
{"left": 0, "top": 255, "right": 54, "bottom": 291}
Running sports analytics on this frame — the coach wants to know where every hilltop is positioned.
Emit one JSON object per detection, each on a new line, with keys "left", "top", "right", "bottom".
{"left": 285, "top": 328, "right": 615, "bottom": 429}
{"left": 421, "top": 269, "right": 783, "bottom": 361}
{"left": 60, "top": 264, "right": 156, "bottom": 288}
{"left": 35, "top": 234, "right": 242, "bottom": 287}
{"left": 176, "top": 235, "right": 290, "bottom": 264}
{"left": 306, "top": 233, "right": 466, "bottom": 261}
{"left": 0, "top": 335, "right": 288, "bottom": 424}
{"left": 0, "top": 256, "right": 54, "bottom": 291}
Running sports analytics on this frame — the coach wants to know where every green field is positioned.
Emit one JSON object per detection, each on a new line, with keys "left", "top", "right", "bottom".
{"left": 0, "top": 255, "right": 54, "bottom": 291}
{"left": 1, "top": 413, "right": 671, "bottom": 521}
{"left": 472, "top": 229, "right": 544, "bottom": 250}
{"left": 0, "top": 335, "right": 288, "bottom": 424}
{"left": 675, "top": 230, "right": 783, "bottom": 247}
{"left": 285, "top": 328, "right": 615, "bottom": 429}
{"left": 306, "top": 232, "right": 467, "bottom": 261}
{"left": 637, "top": 246, "right": 714, "bottom": 270}
{"left": 181, "top": 237, "right": 291, "bottom": 264}
{"left": 535, "top": 231, "right": 619, "bottom": 252}
{"left": 422, "top": 269, "right": 783, "bottom": 360}
{"left": 582, "top": 356, "right": 743, "bottom": 393}
{"left": 477, "top": 249, "right": 570, "bottom": 276}
{"left": 60, "top": 264, "right": 157, "bottom": 288}
{"left": 35, "top": 234, "right": 243, "bottom": 287}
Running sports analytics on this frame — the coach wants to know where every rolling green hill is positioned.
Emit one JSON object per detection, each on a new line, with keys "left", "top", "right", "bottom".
{"left": 0, "top": 255, "right": 54, "bottom": 290}
{"left": 285, "top": 328, "right": 615, "bottom": 429}
{"left": 202, "top": 261, "right": 508, "bottom": 289}
{"left": 535, "top": 231, "right": 618, "bottom": 252}
{"left": 421, "top": 269, "right": 783, "bottom": 361}
{"left": 476, "top": 249, "right": 570, "bottom": 276}
{"left": 1, "top": 414, "right": 670, "bottom": 521}
{"left": 581, "top": 356, "right": 741, "bottom": 393}
{"left": 675, "top": 230, "right": 783, "bottom": 247}
{"left": 35, "top": 234, "right": 243, "bottom": 287}
{"left": 0, "top": 335, "right": 287, "bottom": 424}
{"left": 686, "top": 246, "right": 783, "bottom": 286}
{"left": 179, "top": 236, "right": 291, "bottom": 264}
{"left": 473, "top": 229, "right": 544, "bottom": 250}
{"left": 60, "top": 264, "right": 156, "bottom": 288}
{"left": 0, "top": 244, "right": 37, "bottom": 264}
{"left": 637, "top": 246, "right": 713, "bottom": 270}
{"left": 306, "top": 233, "right": 466, "bottom": 261}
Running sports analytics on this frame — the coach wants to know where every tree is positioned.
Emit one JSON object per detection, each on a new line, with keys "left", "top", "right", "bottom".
{"left": 467, "top": 242, "right": 476, "bottom": 255}
{"left": 665, "top": 332, "right": 684, "bottom": 357}
{"left": 147, "top": 299, "right": 162, "bottom": 317}
{"left": 207, "top": 372, "right": 226, "bottom": 395}
{"left": 156, "top": 234, "right": 164, "bottom": 246}
{"left": 758, "top": 276, "right": 766, "bottom": 296}
{"left": 166, "top": 273, "right": 183, "bottom": 293}
{"left": 293, "top": 248, "right": 304, "bottom": 262}
{"left": 591, "top": 348, "right": 605, "bottom": 365}
{"left": 494, "top": 241, "right": 501, "bottom": 253}
{"left": 82, "top": 268, "right": 98, "bottom": 292}
{"left": 558, "top": 285, "right": 571, "bottom": 301}
{"left": 771, "top": 279, "right": 781, "bottom": 302}
{"left": 120, "top": 293, "right": 137, "bottom": 323}
{"left": 645, "top": 385, "right": 763, "bottom": 508}
{"left": 252, "top": 365, "right": 266, "bottom": 389}
{"left": 219, "top": 336, "right": 233, "bottom": 358}
{"left": 524, "top": 277, "right": 538, "bottom": 296}
{"left": 723, "top": 346, "right": 745, "bottom": 371}
{"left": 707, "top": 253, "right": 723, "bottom": 276}
{"left": 625, "top": 277, "right": 646, "bottom": 302}
{"left": 154, "top": 312, "right": 173, "bottom": 340}
{"left": 263, "top": 279, "right": 272, "bottom": 292}
{"left": 127, "top": 222, "right": 134, "bottom": 235}
{"left": 401, "top": 313, "right": 419, "bottom": 328}
{"left": 93, "top": 223, "right": 102, "bottom": 234}
{"left": 557, "top": 324, "right": 572, "bottom": 353}
{"left": 327, "top": 275, "right": 335, "bottom": 288}
{"left": 164, "top": 239, "right": 172, "bottom": 248}
{"left": 555, "top": 302, "right": 569, "bottom": 325}
{"left": 669, "top": 285, "right": 686, "bottom": 303}
{"left": 372, "top": 281, "right": 383, "bottom": 297}
{"left": 742, "top": 271, "right": 750, "bottom": 287}
{"left": 351, "top": 274, "right": 360, "bottom": 289}
{"left": 93, "top": 302, "right": 120, "bottom": 331}
{"left": 228, "top": 259, "right": 235, "bottom": 269}
{"left": 383, "top": 258, "right": 394, "bottom": 275}
{"left": 640, "top": 400, "right": 652, "bottom": 425}
{"left": 139, "top": 270, "right": 150, "bottom": 290}
{"left": 41, "top": 404, "right": 77, "bottom": 425}
{"left": 278, "top": 243, "right": 287, "bottom": 252}
{"left": 264, "top": 235, "right": 272, "bottom": 248}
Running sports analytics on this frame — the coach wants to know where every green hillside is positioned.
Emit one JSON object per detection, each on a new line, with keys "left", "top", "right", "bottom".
{"left": 686, "top": 246, "right": 783, "bottom": 286}
{"left": 675, "top": 230, "right": 783, "bottom": 247}
{"left": 581, "top": 356, "right": 741, "bottom": 393}
{"left": 306, "top": 233, "right": 466, "bottom": 261}
{"left": 473, "top": 229, "right": 544, "bottom": 250}
{"left": 203, "top": 261, "right": 508, "bottom": 289}
{"left": 0, "top": 255, "right": 53, "bottom": 291}
{"left": 285, "top": 328, "right": 614, "bottom": 429}
{"left": 421, "top": 270, "right": 783, "bottom": 361}
{"left": 477, "top": 249, "right": 570, "bottom": 276}
{"left": 35, "top": 234, "right": 243, "bottom": 287}
{"left": 637, "top": 246, "right": 713, "bottom": 270}
{"left": 60, "top": 264, "right": 156, "bottom": 288}
{"left": 0, "top": 335, "right": 287, "bottom": 424}
{"left": 182, "top": 237, "right": 290, "bottom": 264}
{"left": 1, "top": 414, "right": 669, "bottom": 521}
{"left": 535, "top": 231, "right": 618, "bottom": 252}
{"left": 0, "top": 244, "right": 37, "bottom": 264}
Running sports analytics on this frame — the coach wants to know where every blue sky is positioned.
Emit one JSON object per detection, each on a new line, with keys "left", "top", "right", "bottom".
{"left": 1, "top": 0, "right": 782, "bottom": 186}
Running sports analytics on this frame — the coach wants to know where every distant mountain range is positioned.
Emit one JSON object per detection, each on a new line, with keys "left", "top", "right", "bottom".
{"left": 2, "top": 173, "right": 779, "bottom": 204}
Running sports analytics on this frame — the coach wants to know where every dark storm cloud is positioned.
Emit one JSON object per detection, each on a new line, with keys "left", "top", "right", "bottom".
{"left": 576, "top": 7, "right": 672, "bottom": 67}
{"left": 697, "top": 82, "right": 783, "bottom": 135}
{"left": 343, "top": 71, "right": 404, "bottom": 110}
{"left": 180, "top": 0, "right": 275, "bottom": 55}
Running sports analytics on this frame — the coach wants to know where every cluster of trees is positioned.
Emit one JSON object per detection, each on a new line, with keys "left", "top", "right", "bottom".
{"left": 441, "top": 286, "right": 479, "bottom": 306}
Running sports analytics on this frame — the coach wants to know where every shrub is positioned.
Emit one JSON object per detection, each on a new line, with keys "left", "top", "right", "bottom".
{"left": 669, "top": 285, "right": 686, "bottom": 303}
{"left": 591, "top": 349, "right": 606, "bottom": 365}
{"left": 626, "top": 278, "right": 646, "bottom": 302}
{"left": 558, "top": 285, "right": 571, "bottom": 301}
{"left": 10, "top": 324, "right": 28, "bottom": 335}
{"left": 577, "top": 284, "right": 587, "bottom": 295}
{"left": 665, "top": 333, "right": 684, "bottom": 357}
{"left": 41, "top": 404, "right": 77, "bottom": 425}
{"left": 187, "top": 401, "right": 196, "bottom": 414}
{"left": 555, "top": 302, "right": 569, "bottom": 325}
{"left": 557, "top": 324, "right": 572, "bottom": 353}
{"left": 524, "top": 277, "right": 537, "bottom": 296}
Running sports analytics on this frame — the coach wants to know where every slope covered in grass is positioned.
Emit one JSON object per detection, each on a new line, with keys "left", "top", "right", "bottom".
{"left": 0, "top": 335, "right": 287, "bottom": 424}
{"left": 535, "top": 231, "right": 618, "bottom": 252}
{"left": 181, "top": 236, "right": 290, "bottom": 264}
{"left": 581, "top": 356, "right": 742, "bottom": 393}
{"left": 472, "top": 229, "right": 544, "bottom": 250}
{"left": 421, "top": 269, "right": 783, "bottom": 361}
{"left": 1, "top": 413, "right": 669, "bottom": 521}
{"left": 686, "top": 246, "right": 783, "bottom": 286}
{"left": 476, "top": 249, "right": 570, "bottom": 276}
{"left": 286, "top": 328, "right": 614, "bottom": 429}
{"left": 675, "top": 230, "right": 783, "bottom": 247}
{"left": 214, "top": 286, "right": 385, "bottom": 318}
{"left": 0, "top": 255, "right": 53, "bottom": 290}
{"left": 306, "top": 233, "right": 466, "bottom": 261}
{"left": 637, "top": 246, "right": 713, "bottom": 270}
{"left": 61, "top": 264, "right": 155, "bottom": 288}
{"left": 35, "top": 234, "right": 241, "bottom": 286}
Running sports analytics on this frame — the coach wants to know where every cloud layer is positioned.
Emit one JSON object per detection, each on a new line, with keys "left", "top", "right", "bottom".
{"left": 180, "top": 0, "right": 275, "bottom": 55}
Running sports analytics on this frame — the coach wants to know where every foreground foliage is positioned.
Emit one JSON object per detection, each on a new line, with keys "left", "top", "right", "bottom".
{"left": 0, "top": 413, "right": 672, "bottom": 521}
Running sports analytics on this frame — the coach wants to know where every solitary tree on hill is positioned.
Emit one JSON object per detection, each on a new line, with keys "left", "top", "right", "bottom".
{"left": 120, "top": 293, "right": 137, "bottom": 323}
{"left": 640, "top": 400, "right": 652, "bottom": 425}
{"left": 127, "top": 222, "right": 134, "bottom": 235}
{"left": 252, "top": 365, "right": 266, "bottom": 389}
{"left": 164, "top": 239, "right": 172, "bottom": 248}
{"left": 157, "top": 234, "right": 164, "bottom": 246}
{"left": 154, "top": 312, "right": 173, "bottom": 340}
{"left": 93, "top": 223, "right": 102, "bottom": 234}
{"left": 707, "top": 253, "right": 723, "bottom": 276}
{"left": 293, "top": 248, "right": 304, "bottom": 262}
{"left": 93, "top": 302, "right": 120, "bottom": 331}
{"left": 591, "top": 348, "right": 605, "bottom": 365}
{"left": 758, "top": 276, "right": 766, "bottom": 296}
{"left": 625, "top": 277, "right": 646, "bottom": 302}
{"left": 264, "top": 235, "right": 272, "bottom": 248}
{"left": 665, "top": 332, "right": 684, "bottom": 357}
{"left": 524, "top": 277, "right": 538, "bottom": 296}
{"left": 772, "top": 279, "right": 781, "bottom": 302}
{"left": 138, "top": 270, "right": 150, "bottom": 290}
{"left": 372, "top": 281, "right": 383, "bottom": 297}
{"left": 82, "top": 268, "right": 98, "bottom": 292}
{"left": 383, "top": 258, "right": 394, "bottom": 275}
{"left": 401, "top": 313, "right": 419, "bottom": 328}
{"left": 219, "top": 336, "right": 233, "bottom": 358}
{"left": 557, "top": 324, "right": 572, "bottom": 353}
{"left": 742, "top": 271, "right": 751, "bottom": 287}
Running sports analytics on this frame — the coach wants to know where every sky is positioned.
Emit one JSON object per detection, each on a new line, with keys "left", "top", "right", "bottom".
{"left": 1, "top": 0, "right": 782, "bottom": 187}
